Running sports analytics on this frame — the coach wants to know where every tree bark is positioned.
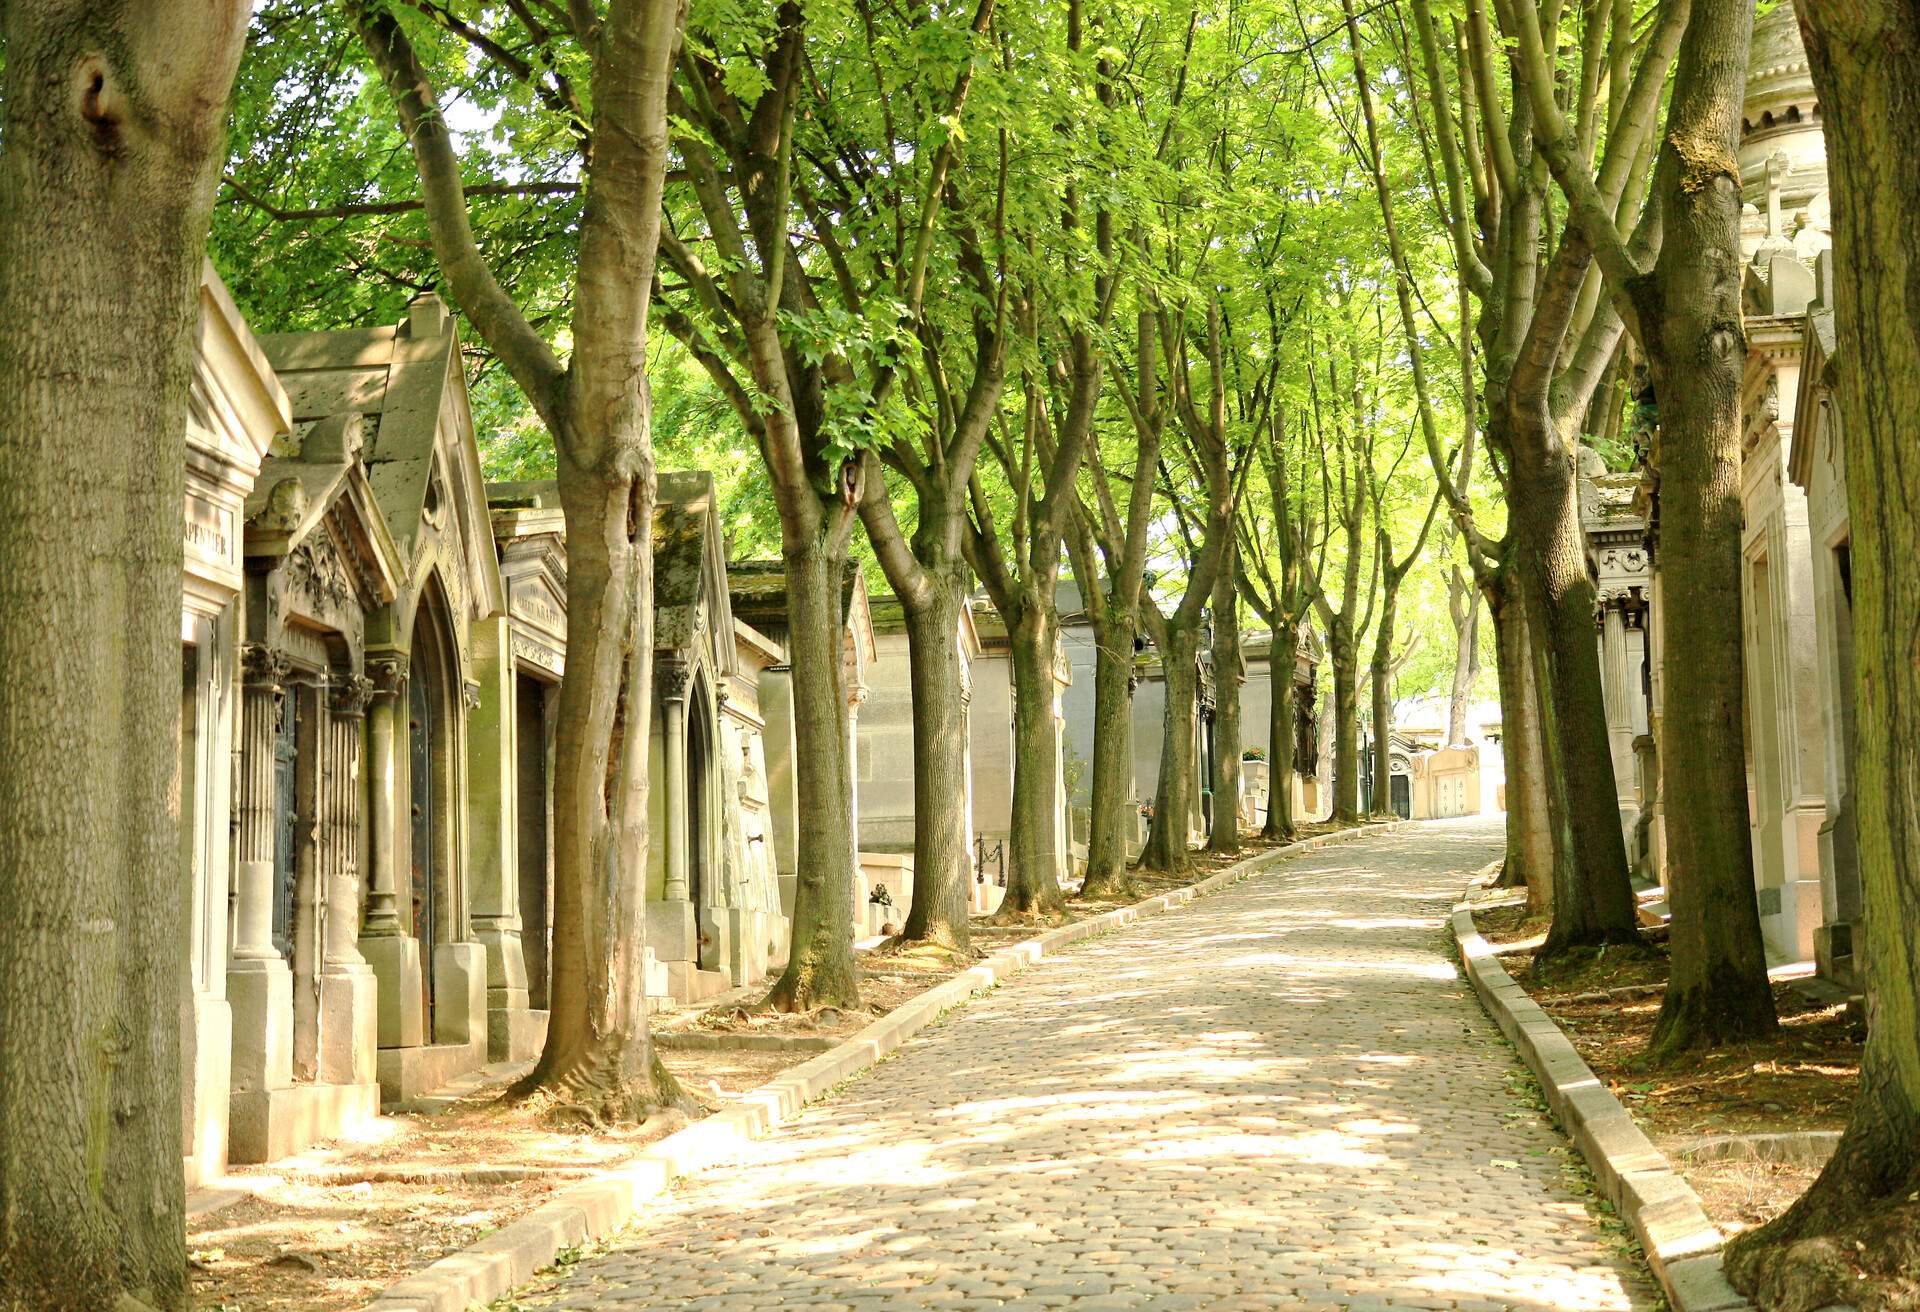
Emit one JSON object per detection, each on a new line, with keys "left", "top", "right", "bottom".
{"left": 1328, "top": 630, "right": 1364, "bottom": 823}
{"left": 0, "top": 5, "right": 249, "bottom": 1308}
{"left": 1141, "top": 624, "right": 1202, "bottom": 873}
{"left": 1368, "top": 588, "right": 1399, "bottom": 818}
{"left": 761, "top": 535, "right": 862, "bottom": 1009}
{"left": 1447, "top": 566, "right": 1482, "bottom": 747}
{"left": 1489, "top": 576, "right": 1554, "bottom": 915}
{"left": 893, "top": 567, "right": 974, "bottom": 953}
{"left": 1506, "top": 439, "right": 1643, "bottom": 957}
{"left": 1000, "top": 609, "right": 1068, "bottom": 915}
{"left": 1725, "top": 7, "right": 1920, "bottom": 1301}
{"left": 1264, "top": 628, "right": 1300, "bottom": 841}
{"left": 1630, "top": 0, "right": 1776, "bottom": 1062}
{"left": 1209, "top": 540, "right": 1244, "bottom": 853}
{"left": 1079, "top": 606, "right": 1140, "bottom": 899}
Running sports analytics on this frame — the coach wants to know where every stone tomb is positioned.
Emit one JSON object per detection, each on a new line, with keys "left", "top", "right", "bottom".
{"left": 180, "top": 265, "right": 284, "bottom": 1186}
{"left": 477, "top": 482, "right": 569, "bottom": 1059}
{"left": 1790, "top": 254, "right": 1861, "bottom": 989}
{"left": 648, "top": 474, "right": 791, "bottom": 1003}
{"left": 262, "top": 294, "right": 507, "bottom": 1105}
{"left": 230, "top": 410, "right": 403, "bottom": 1160}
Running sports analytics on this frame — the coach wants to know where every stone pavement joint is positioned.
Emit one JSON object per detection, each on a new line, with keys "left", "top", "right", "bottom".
{"left": 515, "top": 818, "right": 1659, "bottom": 1311}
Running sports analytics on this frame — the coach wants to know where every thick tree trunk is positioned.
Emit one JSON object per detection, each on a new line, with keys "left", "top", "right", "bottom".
{"left": 895, "top": 568, "right": 973, "bottom": 952}
{"left": 762, "top": 535, "right": 863, "bottom": 1010}
{"left": 1506, "top": 442, "right": 1642, "bottom": 957}
{"left": 1209, "top": 547, "right": 1243, "bottom": 854}
{"left": 519, "top": 468, "right": 684, "bottom": 1117}
{"left": 999, "top": 610, "right": 1067, "bottom": 916}
{"left": 1329, "top": 634, "right": 1363, "bottom": 823}
{"left": 1490, "top": 580, "right": 1554, "bottom": 915}
{"left": 1141, "top": 625, "right": 1202, "bottom": 873}
{"left": 1726, "top": 8, "right": 1920, "bottom": 1302}
{"left": 0, "top": 9, "right": 248, "bottom": 1310}
{"left": 1079, "top": 609, "right": 1140, "bottom": 899}
{"left": 1263, "top": 629, "right": 1300, "bottom": 842}
{"left": 1633, "top": 0, "right": 1775, "bottom": 1062}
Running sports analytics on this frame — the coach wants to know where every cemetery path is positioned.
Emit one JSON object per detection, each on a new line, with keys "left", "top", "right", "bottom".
{"left": 521, "top": 818, "right": 1658, "bottom": 1311}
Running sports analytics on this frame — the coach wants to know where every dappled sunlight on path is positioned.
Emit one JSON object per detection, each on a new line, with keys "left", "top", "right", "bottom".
{"left": 521, "top": 820, "right": 1657, "bottom": 1311}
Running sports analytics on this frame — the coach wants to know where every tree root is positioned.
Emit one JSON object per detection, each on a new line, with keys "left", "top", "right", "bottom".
{"left": 1726, "top": 1185, "right": 1920, "bottom": 1311}
{"left": 1076, "top": 871, "right": 1139, "bottom": 902}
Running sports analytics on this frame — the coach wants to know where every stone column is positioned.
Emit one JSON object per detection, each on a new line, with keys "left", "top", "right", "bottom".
{"left": 318, "top": 673, "right": 378, "bottom": 1087}
{"left": 1599, "top": 598, "right": 1639, "bottom": 845}
{"left": 648, "top": 659, "right": 699, "bottom": 973}
{"left": 362, "top": 653, "right": 406, "bottom": 935}
{"left": 358, "top": 652, "right": 423, "bottom": 1048}
{"left": 229, "top": 643, "right": 293, "bottom": 1100}
{"left": 660, "top": 661, "right": 691, "bottom": 903}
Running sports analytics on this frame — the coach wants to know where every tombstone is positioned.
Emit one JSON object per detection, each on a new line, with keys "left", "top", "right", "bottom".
{"left": 229, "top": 410, "right": 402, "bottom": 1160}
{"left": 179, "top": 265, "right": 283, "bottom": 1185}
{"left": 476, "top": 481, "right": 568, "bottom": 1060}
{"left": 261, "top": 293, "right": 506, "bottom": 1105}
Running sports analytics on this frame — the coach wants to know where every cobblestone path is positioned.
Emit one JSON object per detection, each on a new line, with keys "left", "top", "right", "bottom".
{"left": 520, "top": 819, "right": 1657, "bottom": 1311}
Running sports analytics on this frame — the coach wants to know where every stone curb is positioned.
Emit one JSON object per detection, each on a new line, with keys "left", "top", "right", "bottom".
{"left": 1450, "top": 887, "right": 1755, "bottom": 1312}
{"left": 364, "top": 820, "right": 1411, "bottom": 1312}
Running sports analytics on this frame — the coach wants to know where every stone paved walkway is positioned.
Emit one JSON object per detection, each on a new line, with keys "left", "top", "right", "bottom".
{"left": 519, "top": 819, "right": 1657, "bottom": 1311}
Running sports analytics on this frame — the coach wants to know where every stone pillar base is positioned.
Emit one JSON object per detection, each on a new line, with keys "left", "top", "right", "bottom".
{"left": 488, "top": 1007, "right": 549, "bottom": 1062}
{"left": 183, "top": 993, "right": 232, "bottom": 1189}
{"left": 229, "top": 1080, "right": 380, "bottom": 1165}
{"left": 228, "top": 956, "right": 294, "bottom": 1095}
{"left": 317, "top": 966, "right": 379, "bottom": 1087}
{"left": 433, "top": 942, "right": 490, "bottom": 1048}
{"left": 646, "top": 899, "right": 698, "bottom": 962}
{"left": 361, "top": 934, "right": 425, "bottom": 1049}
{"left": 1815, "top": 921, "right": 1858, "bottom": 991}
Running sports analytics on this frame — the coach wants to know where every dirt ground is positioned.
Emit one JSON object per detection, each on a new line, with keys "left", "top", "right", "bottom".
{"left": 1471, "top": 896, "right": 1862, "bottom": 1236}
{"left": 191, "top": 829, "right": 1332, "bottom": 1310}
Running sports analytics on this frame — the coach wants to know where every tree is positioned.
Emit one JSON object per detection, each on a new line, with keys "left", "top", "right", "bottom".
{"left": 1724, "top": 4, "right": 1920, "bottom": 1305}
{"left": 1300, "top": 308, "right": 1384, "bottom": 824}
{"left": 849, "top": 0, "right": 1007, "bottom": 956}
{"left": 1445, "top": 559, "right": 1482, "bottom": 747}
{"left": 1511, "top": 0, "right": 1776, "bottom": 1054}
{"left": 0, "top": 4, "right": 251, "bottom": 1307}
{"left": 1137, "top": 300, "right": 1251, "bottom": 873}
{"left": 1238, "top": 405, "right": 1325, "bottom": 842}
{"left": 349, "top": 0, "right": 689, "bottom": 1119}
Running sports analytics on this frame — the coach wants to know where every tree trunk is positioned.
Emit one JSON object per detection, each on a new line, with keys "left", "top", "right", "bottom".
{"left": 519, "top": 467, "right": 684, "bottom": 1118}
{"left": 1448, "top": 568, "right": 1481, "bottom": 747}
{"left": 1079, "top": 608, "right": 1140, "bottom": 899}
{"left": 895, "top": 568, "right": 973, "bottom": 953}
{"left": 1209, "top": 545, "right": 1243, "bottom": 854}
{"left": 762, "top": 534, "right": 863, "bottom": 1009}
{"left": 1369, "top": 591, "right": 1398, "bottom": 818}
{"left": 1329, "top": 634, "right": 1364, "bottom": 823}
{"left": 1141, "top": 624, "right": 1202, "bottom": 873}
{"left": 999, "top": 607, "right": 1068, "bottom": 916}
{"left": 1263, "top": 628, "right": 1300, "bottom": 842}
{"left": 0, "top": 8, "right": 249, "bottom": 1309}
{"left": 1634, "top": 0, "right": 1775, "bottom": 1063}
{"left": 1726, "top": 7, "right": 1920, "bottom": 1301}
{"left": 1490, "top": 578, "right": 1554, "bottom": 916}
{"left": 1507, "top": 441, "right": 1642, "bottom": 957}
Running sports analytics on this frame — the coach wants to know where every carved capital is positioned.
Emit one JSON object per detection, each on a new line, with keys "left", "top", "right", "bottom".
{"left": 241, "top": 642, "right": 292, "bottom": 690}
{"left": 366, "top": 652, "right": 408, "bottom": 700}
{"left": 657, "top": 661, "right": 690, "bottom": 700}
{"left": 463, "top": 679, "right": 483, "bottom": 711}
{"left": 331, "top": 673, "right": 376, "bottom": 719}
